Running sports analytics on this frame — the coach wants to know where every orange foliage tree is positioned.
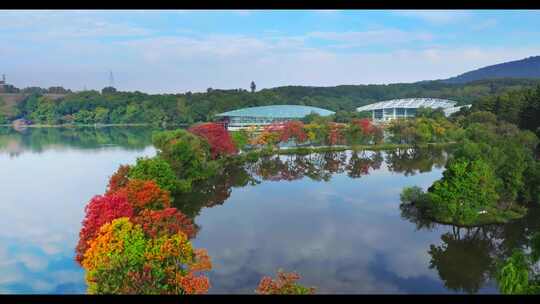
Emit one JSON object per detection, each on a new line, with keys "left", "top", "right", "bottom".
{"left": 256, "top": 270, "right": 316, "bottom": 295}
{"left": 113, "top": 179, "right": 171, "bottom": 213}
{"left": 133, "top": 207, "right": 198, "bottom": 239}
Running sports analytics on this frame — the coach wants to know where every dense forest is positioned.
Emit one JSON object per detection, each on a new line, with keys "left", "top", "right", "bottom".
{"left": 2, "top": 78, "right": 540, "bottom": 126}
{"left": 471, "top": 85, "right": 540, "bottom": 137}
{"left": 443, "top": 56, "right": 540, "bottom": 84}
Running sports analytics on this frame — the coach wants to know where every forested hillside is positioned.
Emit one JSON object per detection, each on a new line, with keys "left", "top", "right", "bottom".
{"left": 3, "top": 78, "right": 540, "bottom": 126}
{"left": 443, "top": 56, "right": 540, "bottom": 84}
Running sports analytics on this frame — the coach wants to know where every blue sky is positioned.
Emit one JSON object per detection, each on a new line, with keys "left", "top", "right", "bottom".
{"left": 1, "top": 10, "right": 540, "bottom": 93}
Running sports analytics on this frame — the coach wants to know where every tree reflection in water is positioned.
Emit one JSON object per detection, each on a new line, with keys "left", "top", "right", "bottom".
{"left": 385, "top": 146, "right": 449, "bottom": 176}
{"left": 173, "top": 148, "right": 448, "bottom": 236}
{"left": 244, "top": 151, "right": 385, "bottom": 182}
{"left": 428, "top": 227, "right": 496, "bottom": 294}
{"left": 0, "top": 126, "right": 158, "bottom": 157}
{"left": 400, "top": 192, "right": 540, "bottom": 294}
{"left": 173, "top": 148, "right": 452, "bottom": 220}
{"left": 173, "top": 147, "right": 540, "bottom": 295}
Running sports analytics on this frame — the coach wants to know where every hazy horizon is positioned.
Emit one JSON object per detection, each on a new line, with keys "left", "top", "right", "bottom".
{"left": 1, "top": 10, "right": 540, "bottom": 94}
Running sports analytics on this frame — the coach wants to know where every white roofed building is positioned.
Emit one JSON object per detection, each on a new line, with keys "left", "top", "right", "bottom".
{"left": 356, "top": 98, "right": 469, "bottom": 122}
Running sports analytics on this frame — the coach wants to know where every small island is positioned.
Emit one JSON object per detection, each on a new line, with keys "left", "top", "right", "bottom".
{"left": 400, "top": 111, "right": 539, "bottom": 226}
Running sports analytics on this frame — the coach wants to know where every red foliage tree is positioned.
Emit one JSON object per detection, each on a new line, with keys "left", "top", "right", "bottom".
{"left": 106, "top": 165, "right": 131, "bottom": 195}
{"left": 133, "top": 208, "right": 198, "bottom": 239}
{"left": 327, "top": 123, "right": 346, "bottom": 145}
{"left": 75, "top": 192, "right": 134, "bottom": 264}
{"left": 279, "top": 121, "right": 307, "bottom": 143}
{"left": 352, "top": 118, "right": 375, "bottom": 136}
{"left": 188, "top": 123, "right": 237, "bottom": 159}
{"left": 114, "top": 179, "right": 171, "bottom": 214}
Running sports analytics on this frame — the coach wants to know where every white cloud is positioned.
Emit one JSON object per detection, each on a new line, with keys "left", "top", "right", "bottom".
{"left": 0, "top": 11, "right": 538, "bottom": 93}
{"left": 0, "top": 11, "right": 152, "bottom": 40}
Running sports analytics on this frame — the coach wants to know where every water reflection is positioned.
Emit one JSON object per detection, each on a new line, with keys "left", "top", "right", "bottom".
{"left": 0, "top": 126, "right": 158, "bottom": 157}
{"left": 0, "top": 127, "right": 156, "bottom": 293}
{"left": 401, "top": 197, "right": 540, "bottom": 294}
{"left": 385, "top": 147, "right": 449, "bottom": 176}
{"left": 175, "top": 147, "right": 450, "bottom": 220}
{"left": 2, "top": 129, "right": 538, "bottom": 294}
{"left": 428, "top": 227, "right": 495, "bottom": 294}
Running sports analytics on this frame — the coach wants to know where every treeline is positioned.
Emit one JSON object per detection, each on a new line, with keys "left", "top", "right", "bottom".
{"left": 0, "top": 85, "right": 72, "bottom": 94}
{"left": 472, "top": 85, "right": 540, "bottom": 137}
{"left": 4, "top": 78, "right": 540, "bottom": 125}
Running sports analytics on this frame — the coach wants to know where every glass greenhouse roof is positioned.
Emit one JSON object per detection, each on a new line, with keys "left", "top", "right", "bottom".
{"left": 216, "top": 105, "right": 335, "bottom": 118}
{"left": 356, "top": 98, "right": 458, "bottom": 112}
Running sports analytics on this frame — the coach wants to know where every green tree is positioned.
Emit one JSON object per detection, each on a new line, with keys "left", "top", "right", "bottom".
{"left": 428, "top": 158, "right": 500, "bottom": 224}
{"left": 152, "top": 129, "right": 216, "bottom": 191}
{"left": 128, "top": 157, "right": 178, "bottom": 193}
{"left": 94, "top": 107, "right": 110, "bottom": 124}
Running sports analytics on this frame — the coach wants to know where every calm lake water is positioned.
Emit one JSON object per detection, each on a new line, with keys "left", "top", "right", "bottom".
{"left": 1, "top": 127, "right": 538, "bottom": 294}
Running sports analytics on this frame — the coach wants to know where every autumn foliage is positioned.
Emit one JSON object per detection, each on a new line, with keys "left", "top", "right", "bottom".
{"left": 327, "top": 123, "right": 346, "bottom": 146}
{"left": 75, "top": 192, "right": 134, "bottom": 264}
{"left": 278, "top": 121, "right": 307, "bottom": 143}
{"left": 352, "top": 118, "right": 375, "bottom": 135}
{"left": 133, "top": 208, "right": 198, "bottom": 239}
{"left": 114, "top": 179, "right": 171, "bottom": 213}
{"left": 256, "top": 270, "right": 316, "bottom": 295}
{"left": 189, "top": 122, "right": 237, "bottom": 159}
{"left": 106, "top": 164, "right": 131, "bottom": 195}
{"left": 81, "top": 218, "right": 211, "bottom": 294}
{"left": 78, "top": 158, "right": 212, "bottom": 294}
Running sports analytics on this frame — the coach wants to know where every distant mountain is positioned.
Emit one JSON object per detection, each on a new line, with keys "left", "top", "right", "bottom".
{"left": 442, "top": 56, "right": 540, "bottom": 84}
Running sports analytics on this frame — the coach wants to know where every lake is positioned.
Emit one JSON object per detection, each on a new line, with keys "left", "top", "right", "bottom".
{"left": 1, "top": 127, "right": 537, "bottom": 294}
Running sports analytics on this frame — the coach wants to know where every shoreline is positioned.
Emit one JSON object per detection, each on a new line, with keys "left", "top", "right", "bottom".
{"left": 240, "top": 142, "right": 457, "bottom": 157}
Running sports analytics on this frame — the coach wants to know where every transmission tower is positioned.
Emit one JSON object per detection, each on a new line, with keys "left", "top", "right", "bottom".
{"left": 109, "top": 70, "right": 115, "bottom": 88}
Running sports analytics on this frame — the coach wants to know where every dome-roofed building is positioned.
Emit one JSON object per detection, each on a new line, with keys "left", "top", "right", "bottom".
{"left": 356, "top": 98, "right": 469, "bottom": 122}
{"left": 216, "top": 105, "right": 335, "bottom": 129}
